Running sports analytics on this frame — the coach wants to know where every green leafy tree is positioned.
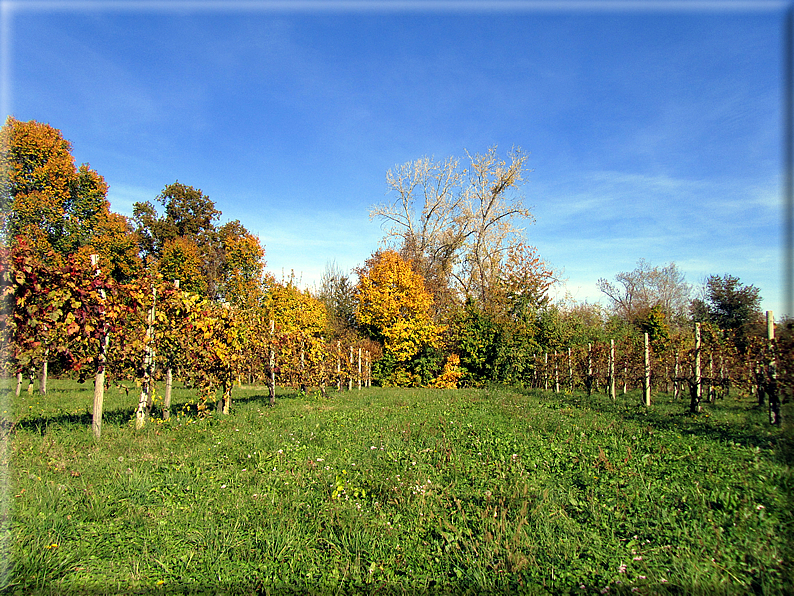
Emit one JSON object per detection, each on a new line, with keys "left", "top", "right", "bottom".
{"left": 691, "top": 274, "right": 763, "bottom": 350}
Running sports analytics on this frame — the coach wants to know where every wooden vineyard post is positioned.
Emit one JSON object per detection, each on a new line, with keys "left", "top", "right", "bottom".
{"left": 708, "top": 351, "right": 715, "bottom": 403}
{"left": 720, "top": 354, "right": 726, "bottom": 399}
{"left": 91, "top": 255, "right": 110, "bottom": 440}
{"left": 365, "top": 350, "right": 371, "bottom": 387}
{"left": 610, "top": 339, "right": 616, "bottom": 400}
{"left": 674, "top": 351, "right": 680, "bottom": 400}
{"left": 136, "top": 285, "right": 157, "bottom": 430}
{"left": 544, "top": 353, "right": 548, "bottom": 392}
{"left": 587, "top": 343, "right": 593, "bottom": 396}
{"left": 269, "top": 320, "right": 276, "bottom": 407}
{"left": 300, "top": 343, "right": 305, "bottom": 392}
{"left": 348, "top": 346, "right": 354, "bottom": 391}
{"left": 39, "top": 349, "right": 48, "bottom": 396}
{"left": 568, "top": 348, "right": 573, "bottom": 392}
{"left": 162, "top": 279, "right": 178, "bottom": 420}
{"left": 336, "top": 341, "right": 342, "bottom": 391}
{"left": 691, "top": 323, "right": 702, "bottom": 414}
{"left": 554, "top": 352, "right": 559, "bottom": 393}
{"left": 767, "top": 311, "right": 780, "bottom": 425}
{"left": 358, "top": 347, "right": 362, "bottom": 390}
{"left": 643, "top": 332, "right": 651, "bottom": 407}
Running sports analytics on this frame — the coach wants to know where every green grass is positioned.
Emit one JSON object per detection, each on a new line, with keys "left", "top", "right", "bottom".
{"left": 2, "top": 379, "right": 792, "bottom": 595}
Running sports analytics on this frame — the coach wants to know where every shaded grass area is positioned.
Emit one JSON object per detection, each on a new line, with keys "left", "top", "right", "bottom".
{"left": 2, "top": 380, "right": 792, "bottom": 595}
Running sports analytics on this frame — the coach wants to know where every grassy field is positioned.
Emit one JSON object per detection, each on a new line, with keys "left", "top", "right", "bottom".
{"left": 1, "top": 379, "right": 792, "bottom": 595}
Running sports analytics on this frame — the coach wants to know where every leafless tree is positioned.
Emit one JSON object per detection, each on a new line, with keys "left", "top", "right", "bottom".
{"left": 370, "top": 146, "right": 533, "bottom": 308}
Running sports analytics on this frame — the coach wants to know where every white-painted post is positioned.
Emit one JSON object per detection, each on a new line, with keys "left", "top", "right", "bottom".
{"left": 554, "top": 352, "right": 559, "bottom": 393}
{"left": 91, "top": 254, "right": 110, "bottom": 440}
{"left": 136, "top": 285, "right": 156, "bottom": 429}
{"left": 349, "top": 346, "right": 354, "bottom": 391}
{"left": 610, "top": 339, "right": 616, "bottom": 400}
{"left": 643, "top": 332, "right": 651, "bottom": 407}
{"left": 269, "top": 320, "right": 276, "bottom": 406}
{"left": 768, "top": 311, "right": 780, "bottom": 425}
{"left": 542, "top": 353, "right": 547, "bottom": 391}
{"left": 336, "top": 341, "right": 342, "bottom": 391}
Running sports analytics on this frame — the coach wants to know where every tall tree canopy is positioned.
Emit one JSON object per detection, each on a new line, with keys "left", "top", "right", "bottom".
{"left": 0, "top": 117, "right": 140, "bottom": 279}
{"left": 133, "top": 183, "right": 264, "bottom": 302}
{"left": 691, "top": 274, "right": 763, "bottom": 348}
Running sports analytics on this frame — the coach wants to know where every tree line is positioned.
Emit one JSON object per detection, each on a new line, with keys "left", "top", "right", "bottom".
{"left": 1, "top": 117, "right": 789, "bottom": 433}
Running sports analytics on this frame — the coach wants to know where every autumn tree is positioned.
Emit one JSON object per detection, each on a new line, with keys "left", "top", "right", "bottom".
{"left": 218, "top": 220, "right": 266, "bottom": 309}
{"left": 355, "top": 250, "right": 442, "bottom": 386}
{"left": 370, "top": 146, "right": 533, "bottom": 314}
{"left": 133, "top": 183, "right": 265, "bottom": 304}
{"left": 0, "top": 117, "right": 141, "bottom": 279}
{"left": 261, "top": 279, "right": 329, "bottom": 392}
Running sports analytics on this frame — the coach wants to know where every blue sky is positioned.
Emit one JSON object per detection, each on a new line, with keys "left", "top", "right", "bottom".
{"left": 3, "top": 1, "right": 788, "bottom": 315}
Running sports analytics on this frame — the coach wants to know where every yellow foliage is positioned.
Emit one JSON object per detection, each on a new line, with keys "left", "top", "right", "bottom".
{"left": 356, "top": 250, "right": 442, "bottom": 363}
{"left": 429, "top": 353, "right": 464, "bottom": 389}
{"left": 264, "top": 282, "right": 327, "bottom": 338}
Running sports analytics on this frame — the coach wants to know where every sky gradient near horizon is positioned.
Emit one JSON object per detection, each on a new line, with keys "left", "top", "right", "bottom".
{"left": 3, "top": 1, "right": 788, "bottom": 315}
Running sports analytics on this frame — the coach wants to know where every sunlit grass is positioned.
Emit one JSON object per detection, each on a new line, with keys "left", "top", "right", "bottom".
{"left": 3, "top": 380, "right": 792, "bottom": 595}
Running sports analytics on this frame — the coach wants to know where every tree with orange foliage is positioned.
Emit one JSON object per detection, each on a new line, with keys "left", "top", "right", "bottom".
{"left": 0, "top": 117, "right": 141, "bottom": 279}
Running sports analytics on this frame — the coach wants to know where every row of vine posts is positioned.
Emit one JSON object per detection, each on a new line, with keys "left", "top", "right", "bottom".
{"left": 528, "top": 312, "right": 787, "bottom": 426}
{"left": 5, "top": 243, "right": 787, "bottom": 438}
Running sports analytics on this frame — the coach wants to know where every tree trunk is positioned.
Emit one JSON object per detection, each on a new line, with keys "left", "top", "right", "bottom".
{"left": 15, "top": 371, "right": 22, "bottom": 397}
